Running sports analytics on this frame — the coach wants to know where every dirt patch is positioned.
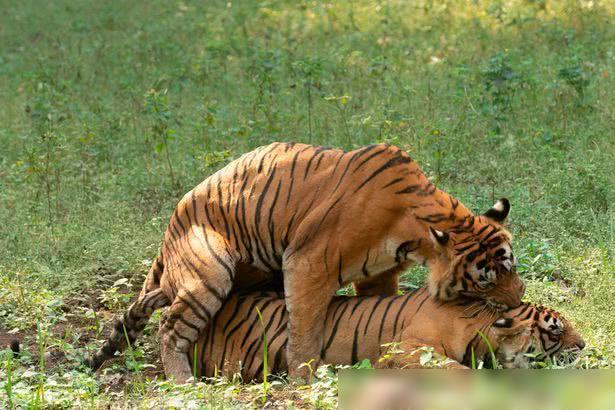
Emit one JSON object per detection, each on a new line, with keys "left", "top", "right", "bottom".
{"left": 0, "top": 328, "right": 23, "bottom": 352}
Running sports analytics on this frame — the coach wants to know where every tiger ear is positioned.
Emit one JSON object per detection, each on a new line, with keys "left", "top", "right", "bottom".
{"left": 492, "top": 318, "right": 531, "bottom": 338}
{"left": 493, "top": 318, "right": 513, "bottom": 328}
{"left": 428, "top": 227, "right": 449, "bottom": 247}
{"left": 483, "top": 198, "right": 510, "bottom": 223}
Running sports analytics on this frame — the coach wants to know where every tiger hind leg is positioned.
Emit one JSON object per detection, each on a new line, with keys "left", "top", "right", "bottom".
{"left": 159, "top": 231, "right": 237, "bottom": 383}
{"left": 159, "top": 275, "right": 234, "bottom": 383}
{"left": 85, "top": 288, "right": 170, "bottom": 370}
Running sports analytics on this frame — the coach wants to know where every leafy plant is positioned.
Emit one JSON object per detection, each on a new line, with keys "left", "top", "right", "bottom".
{"left": 200, "top": 149, "right": 233, "bottom": 174}
{"left": 24, "top": 80, "right": 65, "bottom": 234}
{"left": 144, "top": 88, "right": 178, "bottom": 189}
{"left": 99, "top": 278, "right": 132, "bottom": 311}
{"left": 324, "top": 94, "right": 353, "bottom": 148}
{"left": 480, "top": 52, "right": 521, "bottom": 133}
{"left": 2, "top": 348, "right": 14, "bottom": 409}
{"left": 558, "top": 55, "right": 593, "bottom": 107}
{"left": 293, "top": 58, "right": 324, "bottom": 142}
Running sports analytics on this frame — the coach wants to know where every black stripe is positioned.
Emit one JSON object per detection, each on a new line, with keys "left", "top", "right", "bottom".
{"left": 361, "top": 250, "right": 370, "bottom": 277}
{"left": 352, "top": 146, "right": 390, "bottom": 172}
{"left": 513, "top": 303, "right": 531, "bottom": 318}
{"left": 362, "top": 296, "right": 385, "bottom": 336}
{"left": 350, "top": 297, "right": 367, "bottom": 316}
{"left": 177, "top": 316, "right": 200, "bottom": 333}
{"left": 216, "top": 183, "right": 231, "bottom": 240}
{"left": 321, "top": 303, "right": 351, "bottom": 358}
{"left": 395, "top": 184, "right": 422, "bottom": 194}
{"left": 222, "top": 296, "right": 247, "bottom": 334}
{"left": 303, "top": 148, "right": 325, "bottom": 180}
{"left": 313, "top": 151, "right": 326, "bottom": 172}
{"left": 189, "top": 190, "right": 198, "bottom": 226}
{"left": 173, "top": 208, "right": 187, "bottom": 234}
{"left": 413, "top": 290, "right": 431, "bottom": 316}
{"left": 179, "top": 291, "right": 212, "bottom": 323}
{"left": 243, "top": 337, "right": 262, "bottom": 376}
{"left": 286, "top": 151, "right": 302, "bottom": 205}
{"left": 455, "top": 242, "right": 478, "bottom": 253}
{"left": 482, "top": 227, "right": 500, "bottom": 242}
{"left": 354, "top": 154, "right": 412, "bottom": 193}
{"left": 378, "top": 296, "right": 399, "bottom": 345}
{"left": 392, "top": 291, "right": 418, "bottom": 337}
{"left": 240, "top": 300, "right": 273, "bottom": 349}
{"left": 351, "top": 310, "right": 367, "bottom": 364}
{"left": 382, "top": 177, "right": 404, "bottom": 189}
{"left": 201, "top": 225, "right": 235, "bottom": 281}
{"left": 475, "top": 224, "right": 490, "bottom": 237}
{"left": 416, "top": 213, "right": 448, "bottom": 224}
{"left": 267, "top": 180, "right": 283, "bottom": 268}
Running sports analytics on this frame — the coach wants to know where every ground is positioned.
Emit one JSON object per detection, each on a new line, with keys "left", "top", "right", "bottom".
{"left": 0, "top": 0, "right": 613, "bottom": 408}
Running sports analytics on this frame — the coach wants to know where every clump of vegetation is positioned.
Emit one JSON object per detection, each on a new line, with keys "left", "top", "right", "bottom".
{"left": 143, "top": 88, "right": 178, "bottom": 190}
{"left": 479, "top": 52, "right": 522, "bottom": 133}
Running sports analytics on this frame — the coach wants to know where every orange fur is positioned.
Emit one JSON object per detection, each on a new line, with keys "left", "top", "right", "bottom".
{"left": 184, "top": 289, "right": 584, "bottom": 380}
{"left": 88, "top": 143, "right": 524, "bottom": 381}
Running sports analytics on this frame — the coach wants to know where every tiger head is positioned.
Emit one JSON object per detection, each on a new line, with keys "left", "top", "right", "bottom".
{"left": 491, "top": 304, "right": 585, "bottom": 368}
{"left": 426, "top": 198, "right": 525, "bottom": 310}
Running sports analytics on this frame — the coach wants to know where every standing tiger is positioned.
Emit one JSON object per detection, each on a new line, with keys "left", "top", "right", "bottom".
{"left": 86, "top": 142, "right": 524, "bottom": 382}
{"left": 185, "top": 289, "right": 585, "bottom": 380}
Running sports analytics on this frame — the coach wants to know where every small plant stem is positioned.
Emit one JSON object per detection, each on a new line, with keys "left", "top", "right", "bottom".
{"left": 5, "top": 351, "right": 13, "bottom": 409}
{"left": 338, "top": 105, "right": 352, "bottom": 149}
{"left": 477, "top": 330, "right": 498, "bottom": 369}
{"left": 162, "top": 135, "right": 177, "bottom": 189}
{"left": 37, "top": 325, "right": 46, "bottom": 407}
{"left": 43, "top": 131, "right": 54, "bottom": 235}
{"left": 255, "top": 307, "right": 269, "bottom": 404}
{"left": 307, "top": 80, "right": 313, "bottom": 143}
{"left": 193, "top": 343, "right": 198, "bottom": 384}
{"left": 122, "top": 322, "right": 132, "bottom": 351}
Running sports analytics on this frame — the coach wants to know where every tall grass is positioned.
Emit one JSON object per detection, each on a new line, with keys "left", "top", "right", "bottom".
{"left": 255, "top": 306, "right": 269, "bottom": 403}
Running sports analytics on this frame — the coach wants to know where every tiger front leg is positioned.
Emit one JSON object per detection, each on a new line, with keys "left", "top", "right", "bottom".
{"left": 283, "top": 257, "right": 337, "bottom": 382}
{"left": 353, "top": 264, "right": 408, "bottom": 297}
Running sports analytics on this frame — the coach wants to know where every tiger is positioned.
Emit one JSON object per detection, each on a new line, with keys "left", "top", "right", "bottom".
{"left": 185, "top": 289, "right": 585, "bottom": 380}
{"left": 86, "top": 142, "right": 524, "bottom": 382}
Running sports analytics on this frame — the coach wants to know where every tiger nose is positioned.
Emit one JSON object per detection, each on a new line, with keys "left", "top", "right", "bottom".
{"left": 576, "top": 340, "right": 586, "bottom": 350}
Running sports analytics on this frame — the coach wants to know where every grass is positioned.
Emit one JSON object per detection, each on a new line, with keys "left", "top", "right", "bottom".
{"left": 0, "top": 0, "right": 613, "bottom": 407}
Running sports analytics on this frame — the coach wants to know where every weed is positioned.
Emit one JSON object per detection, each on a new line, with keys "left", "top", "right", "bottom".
{"left": 324, "top": 95, "right": 353, "bottom": 148}
{"left": 3, "top": 349, "right": 14, "bottom": 409}
{"left": 480, "top": 52, "right": 522, "bottom": 133}
{"left": 293, "top": 58, "right": 324, "bottom": 142}
{"left": 254, "top": 306, "right": 269, "bottom": 404}
{"left": 477, "top": 330, "right": 498, "bottom": 369}
{"left": 143, "top": 88, "right": 178, "bottom": 190}
{"left": 24, "top": 80, "right": 65, "bottom": 235}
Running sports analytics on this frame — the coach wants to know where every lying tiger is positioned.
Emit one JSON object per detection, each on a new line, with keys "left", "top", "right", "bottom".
{"left": 182, "top": 288, "right": 584, "bottom": 380}
{"left": 87, "top": 142, "right": 524, "bottom": 381}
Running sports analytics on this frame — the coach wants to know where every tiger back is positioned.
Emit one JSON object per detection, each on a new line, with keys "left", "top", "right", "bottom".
{"left": 186, "top": 289, "right": 584, "bottom": 380}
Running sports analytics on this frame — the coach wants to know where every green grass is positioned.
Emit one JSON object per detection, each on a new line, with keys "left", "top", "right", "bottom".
{"left": 0, "top": 0, "right": 613, "bottom": 406}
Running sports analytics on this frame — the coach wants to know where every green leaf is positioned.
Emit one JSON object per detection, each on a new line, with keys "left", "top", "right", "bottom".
{"left": 419, "top": 351, "right": 432, "bottom": 366}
